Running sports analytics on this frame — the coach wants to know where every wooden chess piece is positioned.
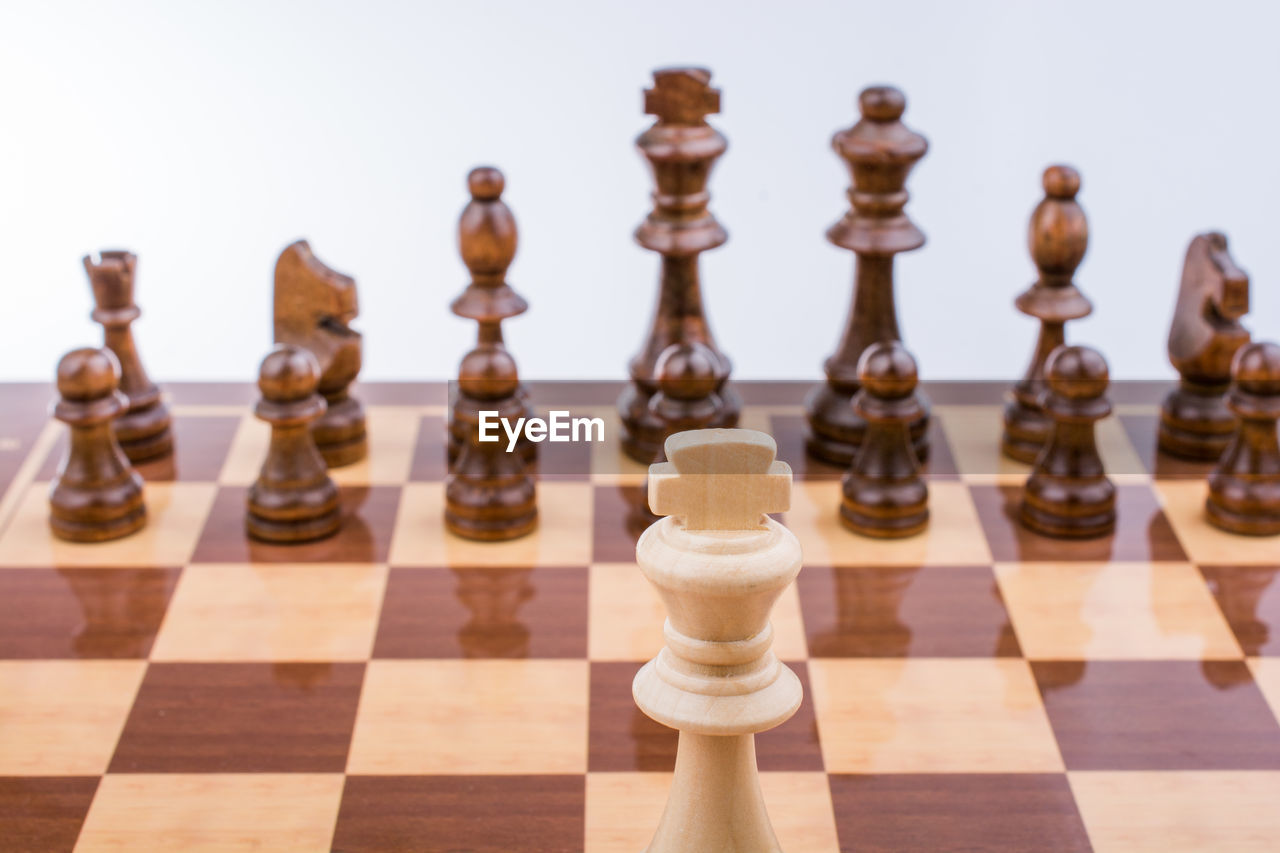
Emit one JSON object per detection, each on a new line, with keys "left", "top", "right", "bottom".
{"left": 805, "top": 85, "right": 930, "bottom": 466}
{"left": 618, "top": 68, "right": 740, "bottom": 463}
{"left": 446, "top": 345, "right": 537, "bottom": 541}
{"left": 450, "top": 166, "right": 535, "bottom": 467}
{"left": 649, "top": 341, "right": 723, "bottom": 455}
{"left": 246, "top": 345, "right": 341, "bottom": 543}
{"left": 1020, "top": 345, "right": 1116, "bottom": 538}
{"left": 84, "top": 251, "right": 173, "bottom": 464}
{"left": 1205, "top": 341, "right": 1280, "bottom": 535}
{"left": 840, "top": 341, "right": 929, "bottom": 538}
{"left": 634, "top": 429, "right": 799, "bottom": 852}
{"left": 1002, "top": 166, "right": 1092, "bottom": 463}
{"left": 1160, "top": 233, "right": 1251, "bottom": 460}
{"left": 273, "top": 240, "right": 367, "bottom": 467}
{"left": 48, "top": 348, "right": 147, "bottom": 542}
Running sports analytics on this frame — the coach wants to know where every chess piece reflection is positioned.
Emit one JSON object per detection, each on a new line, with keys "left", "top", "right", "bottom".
{"left": 453, "top": 568, "right": 534, "bottom": 658}
{"left": 49, "top": 348, "right": 147, "bottom": 542}
{"left": 84, "top": 251, "right": 173, "bottom": 464}
{"left": 1160, "top": 233, "right": 1251, "bottom": 460}
{"left": 273, "top": 240, "right": 367, "bottom": 467}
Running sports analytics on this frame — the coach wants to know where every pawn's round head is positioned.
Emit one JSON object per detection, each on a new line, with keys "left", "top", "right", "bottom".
{"left": 655, "top": 341, "right": 720, "bottom": 402}
{"left": 1042, "top": 164, "right": 1081, "bottom": 200}
{"left": 1232, "top": 341, "right": 1280, "bottom": 396}
{"left": 458, "top": 345, "right": 519, "bottom": 399}
{"left": 859, "top": 85, "right": 906, "bottom": 122}
{"left": 56, "top": 347, "right": 120, "bottom": 402}
{"left": 258, "top": 344, "right": 320, "bottom": 402}
{"left": 1046, "top": 345, "right": 1109, "bottom": 399}
{"left": 467, "top": 167, "right": 505, "bottom": 202}
{"left": 857, "top": 341, "right": 918, "bottom": 399}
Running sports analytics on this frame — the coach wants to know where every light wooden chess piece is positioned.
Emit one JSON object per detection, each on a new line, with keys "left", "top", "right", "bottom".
{"left": 633, "top": 429, "right": 801, "bottom": 853}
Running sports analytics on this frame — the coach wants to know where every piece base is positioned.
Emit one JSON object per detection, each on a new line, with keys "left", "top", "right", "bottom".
{"left": 444, "top": 509, "right": 538, "bottom": 542}
{"left": 1205, "top": 499, "right": 1280, "bottom": 537}
{"left": 1019, "top": 500, "right": 1116, "bottom": 540}
{"left": 50, "top": 503, "right": 147, "bottom": 543}
{"left": 839, "top": 502, "right": 929, "bottom": 539}
{"left": 245, "top": 508, "right": 342, "bottom": 544}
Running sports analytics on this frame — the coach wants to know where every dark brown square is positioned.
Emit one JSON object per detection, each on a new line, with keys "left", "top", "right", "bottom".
{"left": 0, "top": 777, "right": 99, "bottom": 853}
{"left": 798, "top": 565, "right": 1020, "bottom": 658}
{"left": 37, "top": 415, "right": 241, "bottom": 483}
{"left": 408, "top": 416, "right": 448, "bottom": 482}
{"left": 1033, "top": 660, "right": 1280, "bottom": 770}
{"left": 373, "top": 567, "right": 588, "bottom": 659}
{"left": 332, "top": 775, "right": 584, "bottom": 853}
{"left": 0, "top": 568, "right": 179, "bottom": 659}
{"left": 109, "top": 662, "right": 364, "bottom": 773}
{"left": 1200, "top": 565, "right": 1280, "bottom": 656}
{"left": 190, "top": 485, "right": 400, "bottom": 564}
{"left": 587, "top": 661, "right": 821, "bottom": 772}
{"left": 828, "top": 774, "right": 1091, "bottom": 853}
{"left": 591, "top": 485, "right": 652, "bottom": 564}
{"left": 970, "top": 484, "right": 1187, "bottom": 563}
{"left": 1118, "top": 413, "right": 1219, "bottom": 481}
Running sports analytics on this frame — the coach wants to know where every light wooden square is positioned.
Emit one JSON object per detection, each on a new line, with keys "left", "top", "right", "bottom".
{"left": 0, "top": 482, "right": 216, "bottom": 569}
{"left": 785, "top": 481, "right": 992, "bottom": 567}
{"left": 1069, "top": 770, "right": 1280, "bottom": 853}
{"left": 74, "top": 773, "right": 345, "bottom": 852}
{"left": 0, "top": 660, "right": 145, "bottom": 775}
{"left": 150, "top": 563, "right": 387, "bottom": 662}
{"left": 388, "top": 482, "right": 592, "bottom": 567}
{"left": 1156, "top": 481, "right": 1280, "bottom": 565}
{"left": 347, "top": 659, "right": 589, "bottom": 774}
{"left": 1250, "top": 658, "right": 1280, "bottom": 723}
{"left": 585, "top": 771, "right": 838, "bottom": 853}
{"left": 808, "top": 658, "right": 1063, "bottom": 773}
{"left": 588, "top": 563, "right": 807, "bottom": 661}
{"left": 996, "top": 562, "right": 1242, "bottom": 660}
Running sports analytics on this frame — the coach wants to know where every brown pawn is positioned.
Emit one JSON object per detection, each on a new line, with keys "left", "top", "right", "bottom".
{"left": 446, "top": 345, "right": 537, "bottom": 541}
{"left": 1160, "top": 233, "right": 1251, "bottom": 460}
{"left": 806, "top": 86, "right": 930, "bottom": 466}
{"left": 1205, "top": 342, "right": 1280, "bottom": 535}
{"left": 839, "top": 341, "right": 928, "bottom": 538}
{"left": 246, "top": 345, "right": 341, "bottom": 543}
{"left": 49, "top": 348, "right": 147, "bottom": 542}
{"left": 1020, "top": 345, "right": 1116, "bottom": 538}
{"left": 450, "top": 166, "right": 535, "bottom": 467}
{"left": 1002, "top": 166, "right": 1092, "bottom": 463}
{"left": 618, "top": 68, "right": 740, "bottom": 463}
{"left": 273, "top": 241, "right": 366, "bottom": 468}
{"left": 84, "top": 251, "right": 173, "bottom": 463}
{"left": 650, "top": 342, "right": 723, "bottom": 453}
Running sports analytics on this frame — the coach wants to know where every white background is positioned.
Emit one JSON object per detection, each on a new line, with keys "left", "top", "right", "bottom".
{"left": 2, "top": 0, "right": 1277, "bottom": 383}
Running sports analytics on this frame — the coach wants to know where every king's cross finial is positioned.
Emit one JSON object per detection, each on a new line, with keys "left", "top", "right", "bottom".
{"left": 644, "top": 67, "right": 720, "bottom": 125}
{"left": 648, "top": 429, "right": 791, "bottom": 530}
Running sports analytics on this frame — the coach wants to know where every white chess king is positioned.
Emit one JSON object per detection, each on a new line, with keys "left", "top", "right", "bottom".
{"left": 633, "top": 428, "right": 803, "bottom": 853}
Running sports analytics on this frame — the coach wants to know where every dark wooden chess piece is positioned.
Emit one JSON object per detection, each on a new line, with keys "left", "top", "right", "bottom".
{"left": 1205, "top": 341, "right": 1280, "bottom": 535}
{"left": 618, "top": 67, "right": 740, "bottom": 463}
{"left": 1002, "top": 166, "right": 1093, "bottom": 463}
{"left": 1160, "top": 233, "right": 1251, "bottom": 460}
{"left": 246, "top": 345, "right": 341, "bottom": 543}
{"left": 649, "top": 342, "right": 723, "bottom": 454}
{"left": 806, "top": 85, "right": 930, "bottom": 466}
{"left": 839, "top": 341, "right": 928, "bottom": 538}
{"left": 1020, "top": 345, "right": 1116, "bottom": 538}
{"left": 273, "top": 240, "right": 366, "bottom": 468}
{"left": 84, "top": 251, "right": 172, "bottom": 464}
{"left": 446, "top": 345, "right": 537, "bottom": 541}
{"left": 49, "top": 347, "right": 147, "bottom": 542}
{"left": 450, "top": 166, "right": 535, "bottom": 468}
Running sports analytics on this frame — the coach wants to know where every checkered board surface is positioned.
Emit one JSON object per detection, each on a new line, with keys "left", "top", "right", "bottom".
{"left": 0, "top": 380, "right": 1278, "bottom": 853}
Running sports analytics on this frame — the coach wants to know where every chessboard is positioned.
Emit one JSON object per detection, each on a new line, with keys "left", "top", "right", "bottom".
{"left": 1, "top": 379, "right": 1278, "bottom": 853}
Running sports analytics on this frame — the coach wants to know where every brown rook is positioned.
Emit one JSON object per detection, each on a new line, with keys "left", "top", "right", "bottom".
{"left": 1160, "top": 232, "right": 1251, "bottom": 460}
{"left": 84, "top": 251, "right": 172, "bottom": 463}
{"left": 1205, "top": 342, "right": 1280, "bottom": 535}
{"left": 1020, "top": 345, "right": 1116, "bottom": 538}
{"left": 1002, "top": 166, "right": 1092, "bottom": 463}
{"left": 806, "top": 85, "right": 930, "bottom": 465}
{"left": 49, "top": 347, "right": 147, "bottom": 542}
{"left": 246, "top": 345, "right": 341, "bottom": 543}
{"left": 618, "top": 67, "right": 740, "bottom": 463}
